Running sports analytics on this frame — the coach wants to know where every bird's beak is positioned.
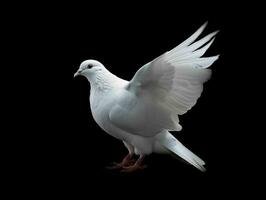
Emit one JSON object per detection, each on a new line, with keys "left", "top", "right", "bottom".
{"left": 74, "top": 70, "right": 82, "bottom": 78}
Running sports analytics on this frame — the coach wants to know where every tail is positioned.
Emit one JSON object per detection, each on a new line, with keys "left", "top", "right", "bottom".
{"left": 156, "top": 131, "right": 206, "bottom": 172}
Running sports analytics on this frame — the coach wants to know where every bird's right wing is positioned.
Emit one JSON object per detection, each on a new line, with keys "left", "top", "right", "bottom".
{"left": 128, "top": 22, "right": 218, "bottom": 115}
{"left": 109, "top": 22, "right": 219, "bottom": 137}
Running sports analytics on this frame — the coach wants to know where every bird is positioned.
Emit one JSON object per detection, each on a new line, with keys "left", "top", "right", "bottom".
{"left": 74, "top": 22, "right": 219, "bottom": 172}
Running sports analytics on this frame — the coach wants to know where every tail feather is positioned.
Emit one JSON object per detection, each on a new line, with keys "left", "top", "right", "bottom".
{"left": 157, "top": 131, "right": 206, "bottom": 172}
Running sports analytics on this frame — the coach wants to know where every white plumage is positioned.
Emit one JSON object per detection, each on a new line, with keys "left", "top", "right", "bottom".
{"left": 74, "top": 22, "right": 219, "bottom": 172}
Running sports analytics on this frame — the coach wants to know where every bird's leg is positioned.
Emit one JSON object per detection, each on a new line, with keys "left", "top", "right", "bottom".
{"left": 106, "top": 153, "right": 135, "bottom": 169}
{"left": 118, "top": 153, "right": 135, "bottom": 166}
{"left": 121, "top": 155, "right": 147, "bottom": 172}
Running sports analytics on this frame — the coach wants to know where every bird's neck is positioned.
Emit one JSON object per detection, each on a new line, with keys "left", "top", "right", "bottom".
{"left": 90, "top": 69, "right": 125, "bottom": 93}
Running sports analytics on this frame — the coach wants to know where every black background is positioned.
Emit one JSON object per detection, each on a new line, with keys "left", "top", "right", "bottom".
{"left": 5, "top": 1, "right": 260, "bottom": 198}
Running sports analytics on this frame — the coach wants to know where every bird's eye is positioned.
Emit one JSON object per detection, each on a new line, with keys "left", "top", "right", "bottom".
{"left": 87, "top": 64, "right": 93, "bottom": 69}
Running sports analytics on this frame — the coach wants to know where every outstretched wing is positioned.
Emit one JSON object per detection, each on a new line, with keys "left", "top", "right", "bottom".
{"left": 109, "top": 22, "right": 219, "bottom": 137}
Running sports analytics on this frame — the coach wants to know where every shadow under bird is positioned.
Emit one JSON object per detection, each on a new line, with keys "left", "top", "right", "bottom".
{"left": 74, "top": 22, "right": 219, "bottom": 172}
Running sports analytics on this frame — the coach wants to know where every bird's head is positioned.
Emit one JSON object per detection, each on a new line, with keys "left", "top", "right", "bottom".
{"left": 74, "top": 59, "right": 106, "bottom": 81}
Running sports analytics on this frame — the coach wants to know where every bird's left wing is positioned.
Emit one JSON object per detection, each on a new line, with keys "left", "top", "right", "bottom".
{"left": 109, "top": 22, "right": 219, "bottom": 137}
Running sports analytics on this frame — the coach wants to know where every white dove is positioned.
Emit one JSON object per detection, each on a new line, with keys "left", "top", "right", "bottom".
{"left": 74, "top": 22, "right": 219, "bottom": 172}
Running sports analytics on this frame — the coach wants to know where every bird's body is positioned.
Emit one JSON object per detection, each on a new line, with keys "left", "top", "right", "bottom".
{"left": 74, "top": 22, "right": 219, "bottom": 172}
{"left": 88, "top": 69, "right": 167, "bottom": 155}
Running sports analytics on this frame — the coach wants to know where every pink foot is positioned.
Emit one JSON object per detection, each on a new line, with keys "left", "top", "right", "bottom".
{"left": 106, "top": 162, "right": 124, "bottom": 170}
{"left": 106, "top": 160, "right": 135, "bottom": 169}
{"left": 121, "top": 155, "right": 146, "bottom": 172}
{"left": 121, "top": 164, "right": 147, "bottom": 172}
{"left": 106, "top": 153, "right": 135, "bottom": 170}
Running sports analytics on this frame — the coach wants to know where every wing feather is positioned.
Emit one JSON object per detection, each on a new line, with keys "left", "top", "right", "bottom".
{"left": 109, "top": 23, "right": 219, "bottom": 136}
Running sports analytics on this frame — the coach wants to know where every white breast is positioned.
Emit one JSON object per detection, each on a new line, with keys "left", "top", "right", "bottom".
{"left": 89, "top": 88, "right": 126, "bottom": 140}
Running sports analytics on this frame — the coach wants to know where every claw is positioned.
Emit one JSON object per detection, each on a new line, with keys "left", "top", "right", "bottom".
{"left": 105, "top": 162, "right": 123, "bottom": 170}
{"left": 121, "top": 155, "right": 146, "bottom": 172}
{"left": 106, "top": 153, "right": 135, "bottom": 170}
{"left": 121, "top": 164, "right": 147, "bottom": 173}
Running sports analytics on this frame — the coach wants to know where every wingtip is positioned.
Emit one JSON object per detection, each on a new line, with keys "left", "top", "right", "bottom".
{"left": 200, "top": 21, "right": 208, "bottom": 31}
{"left": 210, "top": 37, "right": 216, "bottom": 43}
{"left": 211, "top": 55, "right": 220, "bottom": 63}
{"left": 209, "top": 30, "right": 219, "bottom": 38}
{"left": 214, "top": 30, "right": 220, "bottom": 35}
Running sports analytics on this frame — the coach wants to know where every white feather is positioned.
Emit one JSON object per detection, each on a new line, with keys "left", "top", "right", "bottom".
{"left": 167, "top": 21, "right": 208, "bottom": 56}
{"left": 108, "top": 23, "right": 219, "bottom": 136}
{"left": 156, "top": 131, "right": 206, "bottom": 171}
